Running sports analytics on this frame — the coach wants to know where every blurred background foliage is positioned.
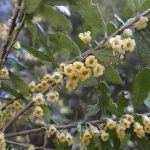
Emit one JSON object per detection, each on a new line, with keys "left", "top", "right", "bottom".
{"left": 0, "top": 0, "right": 150, "bottom": 149}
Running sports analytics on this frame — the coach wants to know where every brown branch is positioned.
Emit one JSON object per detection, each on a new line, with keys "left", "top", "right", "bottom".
{"left": 4, "top": 8, "right": 150, "bottom": 132}
{"left": 6, "top": 140, "right": 55, "bottom": 150}
{"left": 5, "top": 119, "right": 102, "bottom": 138}
{"left": 0, "top": 0, "right": 23, "bottom": 69}
{"left": 5, "top": 113, "right": 150, "bottom": 138}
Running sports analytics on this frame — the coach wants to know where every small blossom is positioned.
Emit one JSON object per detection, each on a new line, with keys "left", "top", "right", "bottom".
{"left": 93, "top": 63, "right": 105, "bottom": 77}
{"left": 28, "top": 145, "right": 35, "bottom": 150}
{"left": 85, "top": 55, "right": 97, "bottom": 68}
{"left": 0, "top": 68, "right": 9, "bottom": 79}
{"left": 46, "top": 91, "right": 59, "bottom": 102}
{"left": 122, "top": 38, "right": 136, "bottom": 52}
{"left": 13, "top": 41, "right": 21, "bottom": 49}
{"left": 106, "top": 119, "right": 116, "bottom": 129}
{"left": 100, "top": 131, "right": 109, "bottom": 142}
{"left": 134, "top": 16, "right": 149, "bottom": 30}
{"left": 32, "top": 106, "right": 44, "bottom": 117}
{"left": 79, "top": 31, "right": 92, "bottom": 44}
{"left": 32, "top": 93, "right": 45, "bottom": 105}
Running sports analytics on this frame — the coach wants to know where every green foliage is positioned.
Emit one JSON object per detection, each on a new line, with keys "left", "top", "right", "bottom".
{"left": 98, "top": 82, "right": 111, "bottom": 115}
{"left": 9, "top": 72, "right": 29, "bottom": 97}
{"left": 103, "top": 66, "right": 122, "bottom": 84}
{"left": 134, "top": 22, "right": 150, "bottom": 67}
{"left": 74, "top": 0, "right": 105, "bottom": 37}
{"left": 26, "top": 0, "right": 42, "bottom": 14}
{"left": 0, "top": 85, "right": 24, "bottom": 99}
{"left": 133, "top": 68, "right": 150, "bottom": 106}
{"left": 39, "top": 4, "right": 72, "bottom": 31}
{"left": 22, "top": 44, "right": 53, "bottom": 62}
{"left": 116, "top": 92, "right": 128, "bottom": 117}
{"left": 49, "top": 32, "right": 81, "bottom": 57}
{"left": 140, "top": 0, "right": 150, "bottom": 12}
{"left": 94, "top": 48, "right": 119, "bottom": 65}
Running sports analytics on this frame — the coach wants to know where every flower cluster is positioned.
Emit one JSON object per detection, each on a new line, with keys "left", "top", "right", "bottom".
{"left": 79, "top": 31, "right": 92, "bottom": 44}
{"left": 56, "top": 131, "right": 73, "bottom": 146}
{"left": 109, "top": 35, "right": 136, "bottom": 57}
{"left": 0, "top": 68, "right": 9, "bottom": 79}
{"left": 134, "top": 16, "right": 149, "bottom": 30}
{"left": 28, "top": 145, "right": 35, "bottom": 150}
{"left": 81, "top": 129, "right": 92, "bottom": 145}
{"left": 32, "top": 91, "right": 59, "bottom": 117}
{"left": 0, "top": 133, "right": 6, "bottom": 149}
{"left": 62, "top": 55, "right": 105, "bottom": 91}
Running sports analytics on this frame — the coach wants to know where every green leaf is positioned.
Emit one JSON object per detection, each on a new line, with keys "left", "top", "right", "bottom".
{"left": 133, "top": 68, "right": 150, "bottom": 106}
{"left": 49, "top": 32, "right": 81, "bottom": 57}
{"left": 120, "top": 134, "right": 131, "bottom": 149}
{"left": 98, "top": 82, "right": 111, "bottom": 115}
{"left": 144, "top": 92, "right": 150, "bottom": 109}
{"left": 85, "top": 103, "right": 100, "bottom": 120}
{"left": 136, "top": 138, "right": 150, "bottom": 150}
{"left": 39, "top": 5, "right": 72, "bottom": 30}
{"left": 140, "top": 0, "right": 150, "bottom": 12}
{"left": 108, "top": 99, "right": 117, "bottom": 115}
{"left": 9, "top": 72, "right": 29, "bottom": 96}
{"left": 116, "top": 92, "right": 128, "bottom": 117}
{"left": 0, "top": 85, "right": 23, "bottom": 98}
{"left": 41, "top": 105, "right": 51, "bottom": 124}
{"left": 106, "top": 22, "right": 117, "bottom": 35}
{"left": 103, "top": 66, "right": 122, "bottom": 84}
{"left": 94, "top": 48, "right": 119, "bottom": 65}
{"left": 74, "top": 0, "right": 105, "bottom": 37}
{"left": 80, "top": 75, "right": 98, "bottom": 87}
{"left": 134, "top": 22, "right": 150, "bottom": 67}
{"left": 22, "top": 44, "right": 53, "bottom": 62}
{"left": 26, "top": 0, "right": 42, "bottom": 14}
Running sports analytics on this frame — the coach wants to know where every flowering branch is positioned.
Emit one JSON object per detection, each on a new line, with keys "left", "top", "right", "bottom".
{"left": 5, "top": 113, "right": 150, "bottom": 138}
{"left": 4, "top": 8, "right": 150, "bottom": 132}
{"left": 5, "top": 119, "right": 103, "bottom": 138}
{"left": 0, "top": 0, "right": 24, "bottom": 69}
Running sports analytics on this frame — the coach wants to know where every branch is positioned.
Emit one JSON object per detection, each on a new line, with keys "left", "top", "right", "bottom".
{"left": 4, "top": 8, "right": 150, "bottom": 132}
{"left": 5, "top": 113, "right": 150, "bottom": 138}
{"left": 5, "top": 119, "right": 103, "bottom": 138}
{"left": 0, "top": 0, "right": 24, "bottom": 69}
{"left": 6, "top": 140, "right": 55, "bottom": 150}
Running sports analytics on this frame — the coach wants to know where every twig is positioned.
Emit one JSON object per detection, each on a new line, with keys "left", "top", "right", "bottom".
{"left": 1, "top": 98, "right": 16, "bottom": 111}
{"left": 4, "top": 8, "right": 150, "bottom": 132}
{"left": 6, "top": 140, "right": 55, "bottom": 150}
{"left": 4, "top": 101, "right": 34, "bottom": 131}
{"left": 0, "top": 0, "right": 24, "bottom": 69}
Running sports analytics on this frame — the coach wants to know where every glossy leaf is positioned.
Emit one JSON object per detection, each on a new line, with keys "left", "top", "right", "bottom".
{"left": 22, "top": 44, "right": 53, "bottom": 62}
{"left": 9, "top": 72, "right": 29, "bottom": 96}
{"left": 134, "top": 22, "right": 150, "bottom": 67}
{"left": 98, "top": 82, "right": 111, "bottom": 115}
{"left": 103, "top": 66, "right": 122, "bottom": 84}
{"left": 133, "top": 68, "right": 150, "bottom": 106}
{"left": 74, "top": 0, "right": 105, "bottom": 37}
{"left": 49, "top": 32, "right": 81, "bottom": 56}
